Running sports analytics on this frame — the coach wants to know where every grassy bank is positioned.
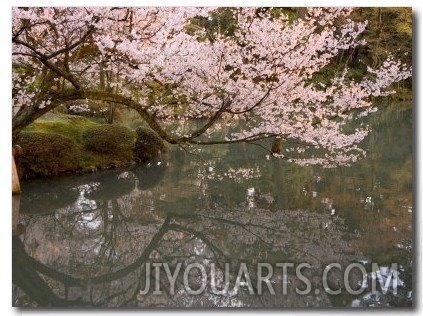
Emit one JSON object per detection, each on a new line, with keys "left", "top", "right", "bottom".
{"left": 15, "top": 113, "right": 165, "bottom": 179}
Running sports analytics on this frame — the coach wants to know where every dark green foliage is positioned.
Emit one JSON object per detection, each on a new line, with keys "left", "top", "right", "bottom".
{"left": 352, "top": 8, "right": 412, "bottom": 94}
{"left": 352, "top": 8, "right": 412, "bottom": 67}
{"left": 186, "top": 7, "right": 237, "bottom": 41}
{"left": 310, "top": 7, "right": 412, "bottom": 96}
{"left": 134, "top": 127, "right": 167, "bottom": 162}
{"left": 16, "top": 131, "right": 80, "bottom": 178}
{"left": 82, "top": 124, "right": 135, "bottom": 155}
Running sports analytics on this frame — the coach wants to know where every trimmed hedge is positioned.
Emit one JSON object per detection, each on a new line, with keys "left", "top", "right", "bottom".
{"left": 134, "top": 127, "right": 167, "bottom": 162}
{"left": 16, "top": 131, "right": 80, "bottom": 178}
{"left": 82, "top": 124, "right": 135, "bottom": 154}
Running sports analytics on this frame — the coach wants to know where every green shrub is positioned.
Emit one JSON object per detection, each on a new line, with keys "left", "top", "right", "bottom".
{"left": 82, "top": 124, "right": 135, "bottom": 154}
{"left": 134, "top": 127, "right": 167, "bottom": 162}
{"left": 16, "top": 131, "right": 80, "bottom": 178}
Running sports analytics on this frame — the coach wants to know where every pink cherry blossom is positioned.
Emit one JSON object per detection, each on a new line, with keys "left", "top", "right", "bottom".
{"left": 12, "top": 7, "right": 412, "bottom": 167}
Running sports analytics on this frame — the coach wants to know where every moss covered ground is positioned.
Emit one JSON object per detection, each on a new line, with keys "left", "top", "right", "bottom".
{"left": 16, "top": 113, "right": 165, "bottom": 179}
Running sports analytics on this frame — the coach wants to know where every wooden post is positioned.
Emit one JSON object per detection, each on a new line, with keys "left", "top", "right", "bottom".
{"left": 12, "top": 155, "right": 21, "bottom": 194}
{"left": 12, "top": 145, "right": 22, "bottom": 235}
{"left": 271, "top": 137, "right": 283, "bottom": 155}
{"left": 12, "top": 146, "right": 21, "bottom": 194}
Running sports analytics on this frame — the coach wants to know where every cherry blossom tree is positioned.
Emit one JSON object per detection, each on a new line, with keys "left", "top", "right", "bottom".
{"left": 12, "top": 7, "right": 411, "bottom": 167}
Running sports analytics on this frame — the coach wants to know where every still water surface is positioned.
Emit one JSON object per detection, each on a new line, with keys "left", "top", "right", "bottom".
{"left": 13, "top": 103, "right": 412, "bottom": 307}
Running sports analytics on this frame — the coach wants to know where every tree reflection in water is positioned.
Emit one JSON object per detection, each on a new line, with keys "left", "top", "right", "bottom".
{"left": 13, "top": 171, "right": 412, "bottom": 307}
{"left": 13, "top": 104, "right": 412, "bottom": 307}
{"left": 13, "top": 201, "right": 361, "bottom": 307}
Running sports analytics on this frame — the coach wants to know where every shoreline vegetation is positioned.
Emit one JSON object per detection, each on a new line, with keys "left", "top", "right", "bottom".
{"left": 15, "top": 96, "right": 411, "bottom": 180}
{"left": 15, "top": 113, "right": 166, "bottom": 180}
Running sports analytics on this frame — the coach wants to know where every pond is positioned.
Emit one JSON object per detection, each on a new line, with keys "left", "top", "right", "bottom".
{"left": 12, "top": 103, "right": 413, "bottom": 308}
